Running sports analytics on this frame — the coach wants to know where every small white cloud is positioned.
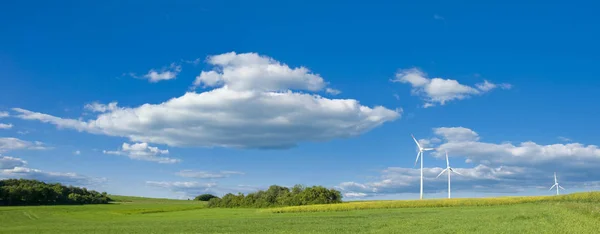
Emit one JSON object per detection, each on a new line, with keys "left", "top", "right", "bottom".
{"left": 176, "top": 170, "right": 244, "bottom": 179}
{"left": 103, "top": 142, "right": 180, "bottom": 164}
{"left": 392, "top": 68, "right": 510, "bottom": 107}
{"left": 475, "top": 80, "right": 497, "bottom": 92}
{"left": 144, "top": 63, "right": 181, "bottom": 82}
{"left": 0, "top": 112, "right": 8, "bottom": 118}
{"left": 434, "top": 127, "right": 480, "bottom": 142}
{"left": 475, "top": 80, "right": 512, "bottom": 92}
{"left": 433, "top": 14, "right": 445, "bottom": 20}
{"left": 558, "top": 136, "right": 572, "bottom": 142}
{"left": 128, "top": 63, "right": 182, "bottom": 83}
{"left": 0, "top": 123, "right": 12, "bottom": 129}
{"left": 84, "top": 102, "right": 119, "bottom": 113}
{"left": 325, "top": 88, "right": 341, "bottom": 95}
{"left": 73, "top": 150, "right": 81, "bottom": 155}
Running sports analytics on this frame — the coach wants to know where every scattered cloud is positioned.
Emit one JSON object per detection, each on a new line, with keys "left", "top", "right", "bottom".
{"left": 103, "top": 142, "right": 180, "bottom": 164}
{"left": 325, "top": 88, "right": 341, "bottom": 95}
{"left": 17, "top": 130, "right": 29, "bottom": 135}
{"left": 434, "top": 127, "right": 480, "bottom": 142}
{"left": 73, "top": 150, "right": 81, "bottom": 155}
{"left": 558, "top": 136, "right": 572, "bottom": 142}
{"left": 338, "top": 127, "right": 600, "bottom": 197}
{"left": 0, "top": 123, "right": 12, "bottom": 129}
{"left": 343, "top": 192, "right": 368, "bottom": 198}
{"left": 146, "top": 181, "right": 261, "bottom": 197}
{"left": 433, "top": 14, "right": 445, "bottom": 20}
{"left": 0, "top": 111, "right": 8, "bottom": 118}
{"left": 0, "top": 156, "right": 104, "bottom": 187}
{"left": 176, "top": 170, "right": 244, "bottom": 179}
{"left": 0, "top": 156, "right": 27, "bottom": 169}
{"left": 84, "top": 102, "right": 119, "bottom": 113}
{"left": 183, "top": 58, "right": 202, "bottom": 65}
{"left": 475, "top": 80, "right": 512, "bottom": 92}
{"left": 128, "top": 63, "right": 182, "bottom": 83}
{"left": 146, "top": 181, "right": 217, "bottom": 196}
{"left": 392, "top": 68, "right": 511, "bottom": 107}
{"left": 14, "top": 52, "right": 400, "bottom": 149}
{"left": 0, "top": 137, "right": 49, "bottom": 153}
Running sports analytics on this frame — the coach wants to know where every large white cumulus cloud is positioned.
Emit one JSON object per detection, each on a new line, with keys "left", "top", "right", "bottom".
{"left": 13, "top": 52, "right": 400, "bottom": 149}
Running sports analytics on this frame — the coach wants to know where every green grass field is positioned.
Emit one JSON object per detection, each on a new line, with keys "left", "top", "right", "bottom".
{"left": 2, "top": 193, "right": 600, "bottom": 233}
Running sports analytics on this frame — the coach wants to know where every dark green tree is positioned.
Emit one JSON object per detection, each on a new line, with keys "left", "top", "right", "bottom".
{"left": 0, "top": 179, "right": 112, "bottom": 206}
{"left": 194, "top": 194, "right": 218, "bottom": 201}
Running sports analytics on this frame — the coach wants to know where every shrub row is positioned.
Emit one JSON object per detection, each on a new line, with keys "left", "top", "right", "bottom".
{"left": 207, "top": 185, "right": 342, "bottom": 208}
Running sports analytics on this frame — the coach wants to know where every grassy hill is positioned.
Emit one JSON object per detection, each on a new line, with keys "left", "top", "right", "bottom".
{"left": 1, "top": 192, "right": 600, "bottom": 233}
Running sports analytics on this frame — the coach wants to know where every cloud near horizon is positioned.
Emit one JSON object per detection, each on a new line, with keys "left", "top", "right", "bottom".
{"left": 12, "top": 52, "right": 400, "bottom": 149}
{"left": 176, "top": 170, "right": 245, "bottom": 179}
{"left": 145, "top": 181, "right": 262, "bottom": 198}
{"left": 0, "top": 156, "right": 104, "bottom": 187}
{"left": 337, "top": 126, "right": 600, "bottom": 198}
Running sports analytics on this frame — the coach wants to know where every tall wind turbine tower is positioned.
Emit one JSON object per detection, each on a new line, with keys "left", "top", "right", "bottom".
{"left": 411, "top": 134, "right": 435, "bottom": 200}
{"left": 549, "top": 172, "right": 565, "bottom": 195}
{"left": 436, "top": 151, "right": 462, "bottom": 199}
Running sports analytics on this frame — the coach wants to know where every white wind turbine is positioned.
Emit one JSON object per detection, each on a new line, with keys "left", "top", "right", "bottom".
{"left": 549, "top": 172, "right": 565, "bottom": 195}
{"left": 411, "top": 134, "right": 435, "bottom": 200}
{"left": 436, "top": 151, "right": 462, "bottom": 199}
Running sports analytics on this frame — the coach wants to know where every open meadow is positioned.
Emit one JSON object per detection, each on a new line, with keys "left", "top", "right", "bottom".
{"left": 2, "top": 193, "right": 600, "bottom": 233}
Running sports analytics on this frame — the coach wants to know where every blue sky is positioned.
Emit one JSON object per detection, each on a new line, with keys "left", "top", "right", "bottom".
{"left": 1, "top": 0, "right": 599, "bottom": 200}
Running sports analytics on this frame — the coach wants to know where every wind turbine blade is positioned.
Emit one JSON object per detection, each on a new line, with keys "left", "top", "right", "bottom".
{"left": 450, "top": 168, "right": 463, "bottom": 176}
{"left": 549, "top": 184, "right": 556, "bottom": 191}
{"left": 554, "top": 172, "right": 557, "bottom": 184}
{"left": 423, "top": 148, "right": 436, "bottom": 151}
{"left": 436, "top": 169, "right": 447, "bottom": 179}
{"left": 445, "top": 151, "right": 449, "bottom": 168}
{"left": 411, "top": 134, "right": 422, "bottom": 148}
{"left": 414, "top": 151, "right": 420, "bottom": 167}
{"left": 559, "top": 185, "right": 566, "bottom": 190}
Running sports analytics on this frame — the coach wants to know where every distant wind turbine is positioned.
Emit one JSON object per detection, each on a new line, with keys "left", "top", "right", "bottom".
{"left": 549, "top": 172, "right": 565, "bottom": 195}
{"left": 411, "top": 134, "right": 435, "bottom": 200}
{"left": 436, "top": 151, "right": 462, "bottom": 199}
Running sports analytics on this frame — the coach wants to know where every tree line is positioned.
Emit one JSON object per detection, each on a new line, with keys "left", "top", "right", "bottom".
{"left": 205, "top": 184, "right": 343, "bottom": 208}
{"left": 0, "top": 179, "right": 111, "bottom": 206}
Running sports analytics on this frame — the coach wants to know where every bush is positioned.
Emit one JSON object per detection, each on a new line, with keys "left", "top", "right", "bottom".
{"left": 195, "top": 194, "right": 218, "bottom": 201}
{"left": 0, "top": 179, "right": 111, "bottom": 206}
{"left": 206, "top": 184, "right": 342, "bottom": 208}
